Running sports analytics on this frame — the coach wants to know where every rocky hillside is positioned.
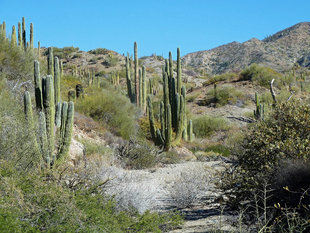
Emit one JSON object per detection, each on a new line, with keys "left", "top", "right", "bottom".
{"left": 182, "top": 22, "right": 310, "bottom": 75}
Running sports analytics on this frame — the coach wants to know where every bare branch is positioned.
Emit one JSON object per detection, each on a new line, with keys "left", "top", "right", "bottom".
{"left": 270, "top": 78, "right": 277, "bottom": 103}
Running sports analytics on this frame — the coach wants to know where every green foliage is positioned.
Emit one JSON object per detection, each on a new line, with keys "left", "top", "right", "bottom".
{"left": 0, "top": 27, "right": 34, "bottom": 81}
{"left": 45, "top": 46, "right": 80, "bottom": 60}
{"left": 76, "top": 83, "right": 138, "bottom": 139}
{"left": 205, "top": 144, "right": 231, "bottom": 157}
{"left": 89, "top": 48, "right": 110, "bottom": 55}
{"left": 239, "top": 63, "right": 281, "bottom": 87}
{"left": 203, "top": 72, "right": 238, "bottom": 86}
{"left": 0, "top": 161, "right": 182, "bottom": 232}
{"left": 192, "top": 115, "right": 230, "bottom": 138}
{"left": 237, "top": 100, "right": 310, "bottom": 176}
{"left": 223, "top": 100, "right": 310, "bottom": 230}
{"left": 116, "top": 140, "right": 159, "bottom": 169}
{"left": 203, "top": 85, "right": 246, "bottom": 107}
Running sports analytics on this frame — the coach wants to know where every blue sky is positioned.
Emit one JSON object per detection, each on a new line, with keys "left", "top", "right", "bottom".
{"left": 0, "top": 0, "right": 309, "bottom": 57}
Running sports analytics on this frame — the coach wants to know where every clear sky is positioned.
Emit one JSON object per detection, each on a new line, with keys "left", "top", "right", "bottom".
{"left": 0, "top": 0, "right": 309, "bottom": 57}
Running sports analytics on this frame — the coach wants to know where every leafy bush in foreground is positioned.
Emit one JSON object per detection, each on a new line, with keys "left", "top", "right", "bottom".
{"left": 223, "top": 100, "right": 310, "bottom": 231}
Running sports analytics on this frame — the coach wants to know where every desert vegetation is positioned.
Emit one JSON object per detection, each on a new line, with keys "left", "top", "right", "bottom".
{"left": 1, "top": 16, "right": 310, "bottom": 233}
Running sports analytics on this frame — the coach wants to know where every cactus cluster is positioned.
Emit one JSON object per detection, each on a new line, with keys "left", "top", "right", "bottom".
{"left": 24, "top": 56, "right": 74, "bottom": 167}
{"left": 126, "top": 42, "right": 147, "bottom": 111}
{"left": 254, "top": 92, "right": 264, "bottom": 120}
{"left": 0, "top": 18, "right": 35, "bottom": 52}
{"left": 147, "top": 48, "right": 194, "bottom": 150}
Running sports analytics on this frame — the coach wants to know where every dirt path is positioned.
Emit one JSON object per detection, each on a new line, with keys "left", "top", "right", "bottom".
{"left": 99, "top": 160, "right": 239, "bottom": 232}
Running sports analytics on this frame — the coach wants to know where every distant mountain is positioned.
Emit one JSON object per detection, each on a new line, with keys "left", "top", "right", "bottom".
{"left": 182, "top": 22, "right": 310, "bottom": 74}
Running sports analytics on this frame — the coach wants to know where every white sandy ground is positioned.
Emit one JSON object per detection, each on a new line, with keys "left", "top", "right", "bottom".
{"left": 99, "top": 161, "right": 243, "bottom": 232}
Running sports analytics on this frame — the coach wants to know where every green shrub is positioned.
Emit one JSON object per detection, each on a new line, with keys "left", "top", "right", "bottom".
{"left": 89, "top": 48, "right": 109, "bottom": 55}
{"left": 222, "top": 100, "right": 310, "bottom": 230}
{"left": 203, "top": 72, "right": 238, "bottom": 86}
{"left": 0, "top": 161, "right": 182, "bottom": 232}
{"left": 203, "top": 85, "right": 245, "bottom": 107}
{"left": 115, "top": 140, "right": 159, "bottom": 169}
{"left": 0, "top": 31, "right": 34, "bottom": 81}
{"left": 239, "top": 63, "right": 281, "bottom": 87}
{"left": 205, "top": 144, "right": 230, "bottom": 157}
{"left": 76, "top": 84, "right": 138, "bottom": 139}
{"left": 193, "top": 115, "right": 230, "bottom": 138}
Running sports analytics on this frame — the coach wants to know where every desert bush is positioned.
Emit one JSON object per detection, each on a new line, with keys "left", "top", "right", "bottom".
{"left": 168, "top": 165, "right": 210, "bottom": 209}
{"left": 76, "top": 84, "right": 138, "bottom": 139}
{"left": 89, "top": 48, "right": 110, "bottom": 55}
{"left": 0, "top": 32, "right": 34, "bottom": 81}
{"left": 205, "top": 144, "right": 231, "bottom": 157}
{"left": 203, "top": 72, "right": 238, "bottom": 86}
{"left": 46, "top": 46, "right": 79, "bottom": 59}
{"left": 193, "top": 115, "right": 230, "bottom": 138}
{"left": 115, "top": 139, "right": 159, "bottom": 169}
{"left": 0, "top": 80, "right": 41, "bottom": 169}
{"left": 203, "top": 85, "right": 246, "bottom": 107}
{"left": 239, "top": 63, "right": 281, "bottom": 87}
{"left": 222, "top": 100, "right": 310, "bottom": 231}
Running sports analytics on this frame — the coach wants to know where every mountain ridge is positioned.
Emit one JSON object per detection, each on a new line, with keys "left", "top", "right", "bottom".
{"left": 182, "top": 22, "right": 310, "bottom": 75}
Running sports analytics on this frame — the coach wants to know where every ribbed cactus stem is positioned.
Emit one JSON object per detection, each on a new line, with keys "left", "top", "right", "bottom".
{"left": 57, "top": 101, "right": 74, "bottom": 162}
{"left": 2, "top": 21, "right": 6, "bottom": 38}
{"left": 142, "top": 66, "right": 147, "bottom": 112}
{"left": 38, "top": 41, "right": 40, "bottom": 59}
{"left": 188, "top": 119, "right": 193, "bottom": 142}
{"left": 139, "top": 68, "right": 142, "bottom": 108}
{"left": 134, "top": 41, "right": 139, "bottom": 106}
{"left": 164, "top": 104, "right": 172, "bottom": 151}
{"left": 55, "top": 102, "right": 62, "bottom": 128}
{"left": 160, "top": 101, "right": 165, "bottom": 139}
{"left": 60, "top": 102, "right": 68, "bottom": 142}
{"left": 177, "top": 48, "right": 182, "bottom": 94}
{"left": 24, "top": 91, "right": 40, "bottom": 156}
{"left": 54, "top": 56, "right": 61, "bottom": 106}
{"left": 22, "top": 17, "right": 26, "bottom": 51}
{"left": 126, "top": 55, "right": 133, "bottom": 102}
{"left": 11, "top": 25, "right": 17, "bottom": 46}
{"left": 38, "top": 111, "right": 49, "bottom": 166}
{"left": 147, "top": 96, "right": 157, "bottom": 143}
{"left": 18, "top": 22, "right": 22, "bottom": 47}
{"left": 42, "top": 75, "right": 55, "bottom": 161}
{"left": 34, "top": 60, "right": 43, "bottom": 110}
{"left": 30, "top": 23, "right": 33, "bottom": 49}
{"left": 173, "top": 95, "right": 185, "bottom": 145}
{"left": 169, "top": 51, "right": 173, "bottom": 79}
{"left": 182, "top": 114, "right": 188, "bottom": 141}
{"left": 47, "top": 47, "right": 54, "bottom": 76}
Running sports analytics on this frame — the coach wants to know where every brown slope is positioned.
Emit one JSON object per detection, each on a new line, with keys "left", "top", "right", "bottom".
{"left": 182, "top": 22, "right": 310, "bottom": 75}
